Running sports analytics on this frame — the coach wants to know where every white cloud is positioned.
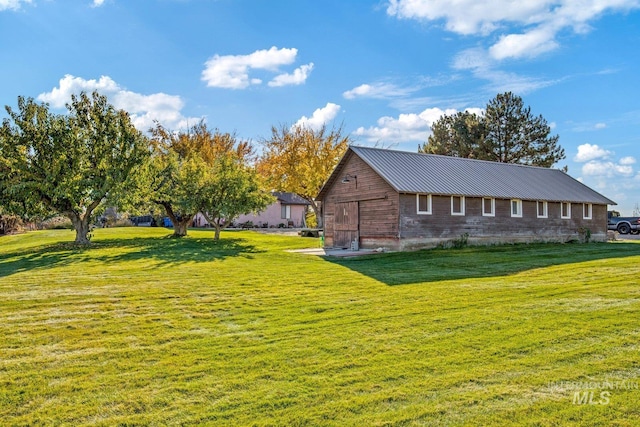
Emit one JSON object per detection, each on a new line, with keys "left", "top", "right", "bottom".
{"left": 294, "top": 103, "right": 341, "bottom": 131}
{"left": 619, "top": 156, "right": 637, "bottom": 165}
{"left": 582, "top": 160, "right": 634, "bottom": 177}
{"left": 0, "top": 0, "right": 31, "bottom": 11}
{"left": 343, "top": 82, "right": 417, "bottom": 100}
{"left": 575, "top": 146, "right": 638, "bottom": 212}
{"left": 387, "top": 0, "right": 545, "bottom": 35}
{"left": 570, "top": 121, "right": 611, "bottom": 132}
{"left": 92, "top": 0, "right": 105, "bottom": 7}
{"left": 573, "top": 143, "right": 612, "bottom": 162}
{"left": 202, "top": 46, "right": 311, "bottom": 89}
{"left": 452, "top": 48, "right": 559, "bottom": 94}
{"left": 452, "top": 48, "right": 492, "bottom": 71}
{"left": 354, "top": 107, "right": 458, "bottom": 143}
{"left": 489, "top": 26, "right": 559, "bottom": 60}
{"left": 37, "top": 74, "right": 200, "bottom": 131}
{"left": 38, "top": 75, "right": 119, "bottom": 108}
{"left": 387, "top": 0, "right": 640, "bottom": 61}
{"left": 268, "top": 63, "right": 314, "bottom": 87}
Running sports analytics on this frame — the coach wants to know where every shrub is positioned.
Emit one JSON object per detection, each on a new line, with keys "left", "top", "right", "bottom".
{"left": 578, "top": 227, "right": 592, "bottom": 243}
{"left": 39, "top": 216, "right": 73, "bottom": 230}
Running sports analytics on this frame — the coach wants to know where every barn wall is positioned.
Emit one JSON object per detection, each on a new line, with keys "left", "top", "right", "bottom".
{"left": 398, "top": 194, "right": 608, "bottom": 250}
{"left": 321, "top": 152, "right": 400, "bottom": 249}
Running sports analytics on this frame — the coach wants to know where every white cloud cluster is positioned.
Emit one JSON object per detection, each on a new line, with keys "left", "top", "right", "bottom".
{"left": 294, "top": 103, "right": 341, "bottom": 131}
{"left": 574, "top": 143, "right": 636, "bottom": 178}
{"left": 387, "top": 0, "right": 640, "bottom": 61}
{"left": 573, "top": 143, "right": 612, "bottom": 162}
{"left": 201, "top": 46, "right": 313, "bottom": 89}
{"left": 353, "top": 107, "right": 458, "bottom": 143}
{"left": 0, "top": 0, "right": 31, "bottom": 11}
{"left": 582, "top": 161, "right": 634, "bottom": 177}
{"left": 37, "top": 75, "right": 200, "bottom": 131}
{"left": 572, "top": 143, "right": 639, "bottom": 212}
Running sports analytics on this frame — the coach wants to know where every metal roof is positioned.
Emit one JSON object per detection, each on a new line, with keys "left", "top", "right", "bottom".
{"left": 318, "top": 146, "right": 616, "bottom": 205}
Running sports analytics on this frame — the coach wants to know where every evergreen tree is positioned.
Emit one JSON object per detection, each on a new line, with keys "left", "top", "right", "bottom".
{"left": 420, "top": 92, "right": 565, "bottom": 167}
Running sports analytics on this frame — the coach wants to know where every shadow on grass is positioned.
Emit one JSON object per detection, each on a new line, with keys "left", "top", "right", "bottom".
{"left": 0, "top": 235, "right": 264, "bottom": 278}
{"left": 325, "top": 242, "right": 640, "bottom": 286}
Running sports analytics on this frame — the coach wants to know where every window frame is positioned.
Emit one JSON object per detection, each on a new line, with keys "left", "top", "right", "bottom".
{"left": 561, "top": 202, "right": 571, "bottom": 219}
{"left": 511, "top": 199, "right": 523, "bottom": 218}
{"left": 451, "top": 195, "right": 465, "bottom": 216}
{"left": 583, "top": 203, "right": 592, "bottom": 220}
{"left": 416, "top": 193, "right": 432, "bottom": 215}
{"left": 536, "top": 201, "right": 548, "bottom": 219}
{"left": 482, "top": 197, "right": 495, "bottom": 217}
{"left": 281, "top": 204, "right": 291, "bottom": 220}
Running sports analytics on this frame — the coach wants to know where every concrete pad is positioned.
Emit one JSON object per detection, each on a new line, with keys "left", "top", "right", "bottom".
{"left": 287, "top": 248, "right": 381, "bottom": 257}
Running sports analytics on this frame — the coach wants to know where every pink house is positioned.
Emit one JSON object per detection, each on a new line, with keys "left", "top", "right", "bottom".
{"left": 193, "top": 192, "right": 310, "bottom": 228}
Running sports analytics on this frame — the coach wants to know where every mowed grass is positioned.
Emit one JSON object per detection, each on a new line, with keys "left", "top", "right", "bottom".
{"left": 1, "top": 228, "right": 639, "bottom": 426}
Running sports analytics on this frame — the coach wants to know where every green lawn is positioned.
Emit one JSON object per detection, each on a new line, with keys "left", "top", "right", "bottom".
{"left": 1, "top": 228, "right": 639, "bottom": 426}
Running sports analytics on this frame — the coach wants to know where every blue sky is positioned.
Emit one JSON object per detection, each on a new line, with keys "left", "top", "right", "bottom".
{"left": 2, "top": 0, "right": 639, "bottom": 214}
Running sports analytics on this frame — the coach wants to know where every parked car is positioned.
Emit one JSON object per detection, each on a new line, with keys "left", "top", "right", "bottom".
{"left": 608, "top": 211, "right": 640, "bottom": 235}
{"left": 130, "top": 215, "right": 154, "bottom": 226}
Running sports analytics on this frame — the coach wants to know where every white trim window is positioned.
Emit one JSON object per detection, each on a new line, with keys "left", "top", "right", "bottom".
{"left": 583, "top": 203, "right": 592, "bottom": 220}
{"left": 561, "top": 202, "right": 571, "bottom": 219}
{"left": 451, "top": 195, "right": 465, "bottom": 216}
{"left": 511, "top": 199, "right": 523, "bottom": 218}
{"left": 417, "top": 194, "right": 432, "bottom": 215}
{"left": 536, "top": 201, "right": 548, "bottom": 218}
{"left": 482, "top": 197, "right": 495, "bottom": 217}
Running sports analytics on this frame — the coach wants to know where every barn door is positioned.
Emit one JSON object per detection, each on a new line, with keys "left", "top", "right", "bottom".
{"left": 334, "top": 201, "right": 359, "bottom": 248}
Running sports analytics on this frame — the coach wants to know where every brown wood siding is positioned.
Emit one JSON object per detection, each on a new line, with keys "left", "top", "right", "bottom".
{"left": 399, "top": 195, "right": 608, "bottom": 241}
{"left": 321, "top": 152, "right": 399, "bottom": 248}
{"left": 321, "top": 150, "right": 609, "bottom": 250}
{"left": 334, "top": 201, "right": 359, "bottom": 248}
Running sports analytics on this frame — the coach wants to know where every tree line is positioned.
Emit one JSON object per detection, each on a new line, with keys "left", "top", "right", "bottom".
{"left": 0, "top": 91, "right": 563, "bottom": 244}
{"left": 0, "top": 91, "right": 350, "bottom": 244}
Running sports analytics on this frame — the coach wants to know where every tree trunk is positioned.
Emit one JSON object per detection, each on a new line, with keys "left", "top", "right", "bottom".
{"left": 156, "top": 201, "right": 194, "bottom": 238}
{"left": 69, "top": 213, "right": 91, "bottom": 244}
{"left": 309, "top": 200, "right": 322, "bottom": 228}
{"left": 200, "top": 212, "right": 228, "bottom": 241}
{"left": 172, "top": 219, "right": 191, "bottom": 237}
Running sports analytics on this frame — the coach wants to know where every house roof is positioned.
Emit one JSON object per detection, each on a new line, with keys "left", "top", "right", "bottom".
{"left": 317, "top": 146, "right": 616, "bottom": 205}
{"left": 273, "top": 191, "right": 310, "bottom": 205}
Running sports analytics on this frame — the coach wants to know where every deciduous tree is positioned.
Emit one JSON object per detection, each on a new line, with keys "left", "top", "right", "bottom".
{"left": 147, "top": 121, "right": 262, "bottom": 238}
{"left": 0, "top": 92, "right": 149, "bottom": 244}
{"left": 257, "top": 124, "right": 351, "bottom": 227}
{"left": 200, "top": 155, "right": 273, "bottom": 240}
{"left": 146, "top": 147, "right": 208, "bottom": 237}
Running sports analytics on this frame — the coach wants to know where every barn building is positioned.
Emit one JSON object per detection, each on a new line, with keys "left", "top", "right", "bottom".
{"left": 317, "top": 146, "right": 616, "bottom": 251}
